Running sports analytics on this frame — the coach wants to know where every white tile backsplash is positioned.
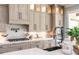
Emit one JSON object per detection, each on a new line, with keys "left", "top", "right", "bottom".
{"left": 6, "top": 24, "right": 27, "bottom": 39}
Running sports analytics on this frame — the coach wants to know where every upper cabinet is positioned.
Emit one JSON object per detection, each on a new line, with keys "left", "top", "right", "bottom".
{"left": 40, "top": 13, "right": 46, "bottom": 32}
{"left": 55, "top": 5, "right": 64, "bottom": 27}
{"left": 9, "top": 4, "right": 51, "bottom": 32}
{"left": 0, "top": 5, "right": 8, "bottom": 32}
{"left": 45, "top": 13, "right": 51, "bottom": 31}
{"left": 51, "top": 5, "right": 64, "bottom": 32}
{"left": 9, "top": 4, "right": 29, "bottom": 24}
{"left": 45, "top": 5, "right": 51, "bottom": 31}
{"left": 9, "top": 5, "right": 18, "bottom": 24}
{"left": 40, "top": 5, "right": 51, "bottom": 32}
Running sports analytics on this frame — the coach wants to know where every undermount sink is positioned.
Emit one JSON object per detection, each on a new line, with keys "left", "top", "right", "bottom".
{"left": 7, "top": 38, "right": 29, "bottom": 42}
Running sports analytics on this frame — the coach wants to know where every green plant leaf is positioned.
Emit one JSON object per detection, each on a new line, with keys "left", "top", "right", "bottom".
{"left": 67, "top": 26, "right": 79, "bottom": 44}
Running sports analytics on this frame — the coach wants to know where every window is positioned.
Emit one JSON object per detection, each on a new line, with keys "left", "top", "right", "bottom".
{"left": 47, "top": 6, "right": 51, "bottom": 14}
{"left": 30, "top": 4, "right": 34, "bottom": 10}
{"left": 68, "top": 12, "right": 79, "bottom": 28}
{"left": 41, "top": 6, "right": 46, "bottom": 12}
{"left": 35, "top": 4, "right": 41, "bottom": 12}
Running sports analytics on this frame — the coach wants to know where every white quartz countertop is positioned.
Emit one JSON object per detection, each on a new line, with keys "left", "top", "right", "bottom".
{"left": 0, "top": 38, "right": 54, "bottom": 45}
{"left": 1, "top": 48, "right": 76, "bottom": 55}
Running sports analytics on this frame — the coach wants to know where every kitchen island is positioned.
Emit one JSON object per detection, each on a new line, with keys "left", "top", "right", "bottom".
{"left": 1, "top": 48, "right": 76, "bottom": 55}
{"left": 0, "top": 38, "right": 55, "bottom": 53}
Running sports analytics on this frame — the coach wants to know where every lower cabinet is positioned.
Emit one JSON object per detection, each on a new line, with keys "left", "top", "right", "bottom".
{"left": 38, "top": 41, "right": 44, "bottom": 49}
{"left": 19, "top": 42, "right": 30, "bottom": 49}
{"left": 0, "top": 49, "right": 7, "bottom": 53}
{"left": 29, "top": 41, "right": 40, "bottom": 48}
{"left": 42, "top": 40, "right": 52, "bottom": 49}
{"left": 0, "top": 39, "right": 55, "bottom": 53}
{"left": 6, "top": 46, "right": 20, "bottom": 52}
{"left": 38, "top": 40, "right": 55, "bottom": 49}
{"left": 43, "top": 40, "right": 51, "bottom": 49}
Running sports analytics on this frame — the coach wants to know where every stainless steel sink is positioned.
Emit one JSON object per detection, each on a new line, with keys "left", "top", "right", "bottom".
{"left": 7, "top": 38, "right": 29, "bottom": 42}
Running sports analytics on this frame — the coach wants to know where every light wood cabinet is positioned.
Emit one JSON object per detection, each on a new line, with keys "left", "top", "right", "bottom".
{"left": 45, "top": 13, "right": 51, "bottom": 31}
{"left": 29, "top": 41, "right": 40, "bottom": 48}
{"left": 18, "top": 4, "right": 29, "bottom": 24}
{"left": 39, "top": 40, "right": 55, "bottom": 49}
{"left": 0, "top": 39, "right": 55, "bottom": 53}
{"left": 9, "top": 5, "right": 18, "bottom": 24}
{"left": 9, "top": 4, "right": 29, "bottom": 24}
{"left": 29, "top": 11, "right": 41, "bottom": 32}
{"left": 29, "top": 11, "right": 34, "bottom": 32}
{"left": 34, "top": 12, "right": 40, "bottom": 32}
{"left": 9, "top": 4, "right": 51, "bottom": 32}
{"left": 0, "top": 5, "right": 8, "bottom": 32}
{"left": 40, "top": 13, "right": 46, "bottom": 32}
{"left": 51, "top": 5, "right": 64, "bottom": 31}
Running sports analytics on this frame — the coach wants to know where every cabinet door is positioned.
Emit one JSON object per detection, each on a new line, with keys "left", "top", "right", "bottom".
{"left": 25, "top": 5, "right": 29, "bottom": 24}
{"left": 9, "top": 4, "right": 18, "bottom": 24}
{"left": 55, "top": 13, "right": 63, "bottom": 27}
{"left": 0, "top": 6, "right": 8, "bottom": 32}
{"left": 9, "top": 4, "right": 29, "bottom": 24}
{"left": 43, "top": 40, "right": 50, "bottom": 49}
{"left": 19, "top": 5, "right": 25, "bottom": 20}
{"left": 0, "top": 44, "right": 19, "bottom": 53}
{"left": 16, "top": 5, "right": 24, "bottom": 24}
{"left": 39, "top": 40, "right": 54, "bottom": 49}
{"left": 40, "top": 13, "right": 46, "bottom": 32}
{"left": 50, "top": 40, "right": 55, "bottom": 47}
{"left": 18, "top": 42, "right": 30, "bottom": 49}
{"left": 38, "top": 41, "right": 44, "bottom": 49}
{"left": 29, "top": 41, "right": 34, "bottom": 48}
{"left": 18, "top": 4, "right": 29, "bottom": 24}
{"left": 45, "top": 14, "right": 51, "bottom": 31}
{"left": 34, "top": 12, "right": 40, "bottom": 32}
{"left": 0, "top": 6, "right": 8, "bottom": 23}
{"left": 29, "top": 11, "right": 34, "bottom": 32}
{"left": 0, "top": 48, "right": 7, "bottom": 53}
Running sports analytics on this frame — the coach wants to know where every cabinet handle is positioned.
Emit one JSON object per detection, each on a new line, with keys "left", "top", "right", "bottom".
{"left": 18, "top": 12, "right": 22, "bottom": 19}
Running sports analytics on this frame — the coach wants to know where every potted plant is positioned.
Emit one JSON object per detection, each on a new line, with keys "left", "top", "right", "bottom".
{"left": 67, "top": 27, "right": 79, "bottom": 44}
{"left": 67, "top": 26, "right": 79, "bottom": 54}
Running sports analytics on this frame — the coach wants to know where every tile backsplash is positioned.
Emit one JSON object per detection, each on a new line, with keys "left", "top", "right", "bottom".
{"left": 6, "top": 24, "right": 27, "bottom": 39}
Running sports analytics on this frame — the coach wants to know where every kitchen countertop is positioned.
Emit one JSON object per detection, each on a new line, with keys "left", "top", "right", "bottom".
{"left": 0, "top": 38, "right": 54, "bottom": 45}
{"left": 1, "top": 48, "right": 76, "bottom": 55}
